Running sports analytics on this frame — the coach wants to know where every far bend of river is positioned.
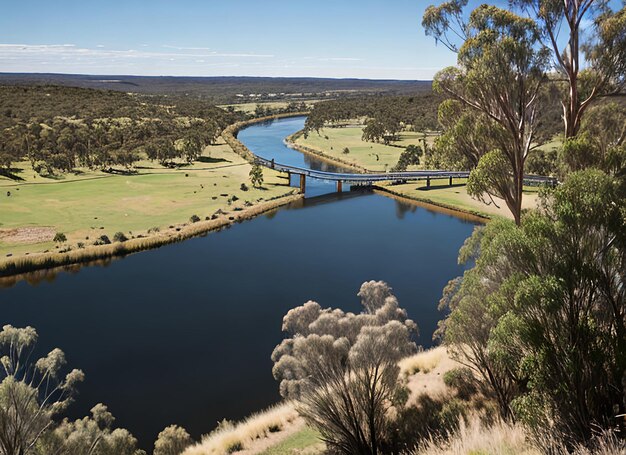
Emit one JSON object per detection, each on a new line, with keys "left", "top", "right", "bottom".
{"left": 0, "top": 116, "right": 478, "bottom": 448}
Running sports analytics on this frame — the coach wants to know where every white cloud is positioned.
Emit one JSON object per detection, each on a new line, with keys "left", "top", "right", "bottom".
{"left": 303, "top": 56, "right": 363, "bottom": 62}
{"left": 0, "top": 43, "right": 438, "bottom": 79}
{"left": 163, "top": 45, "right": 212, "bottom": 51}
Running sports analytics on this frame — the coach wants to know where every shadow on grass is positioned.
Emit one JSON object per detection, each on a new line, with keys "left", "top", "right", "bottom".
{"left": 417, "top": 183, "right": 467, "bottom": 191}
{"left": 102, "top": 167, "right": 139, "bottom": 175}
{"left": 0, "top": 168, "right": 25, "bottom": 181}
{"left": 196, "top": 156, "right": 230, "bottom": 164}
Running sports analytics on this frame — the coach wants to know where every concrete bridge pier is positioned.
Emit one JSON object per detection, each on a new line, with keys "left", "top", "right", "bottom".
{"left": 449, "top": 176, "right": 453, "bottom": 186}
{"left": 426, "top": 176, "right": 431, "bottom": 189}
{"left": 299, "top": 174, "right": 306, "bottom": 193}
{"left": 336, "top": 180, "right": 343, "bottom": 193}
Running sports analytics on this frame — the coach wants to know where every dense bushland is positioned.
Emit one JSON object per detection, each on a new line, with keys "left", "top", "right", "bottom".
{"left": 0, "top": 85, "right": 239, "bottom": 174}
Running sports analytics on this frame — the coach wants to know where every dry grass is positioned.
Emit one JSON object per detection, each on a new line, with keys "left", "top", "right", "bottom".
{"left": 416, "top": 416, "right": 539, "bottom": 455}
{"left": 417, "top": 417, "right": 626, "bottom": 455}
{"left": 400, "top": 347, "right": 448, "bottom": 377}
{"left": 182, "top": 402, "right": 301, "bottom": 455}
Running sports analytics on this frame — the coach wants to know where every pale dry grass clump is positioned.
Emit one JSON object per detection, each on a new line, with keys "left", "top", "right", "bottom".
{"left": 182, "top": 402, "right": 299, "bottom": 455}
{"left": 400, "top": 346, "right": 447, "bottom": 377}
{"left": 417, "top": 416, "right": 626, "bottom": 455}
{"left": 416, "top": 416, "right": 539, "bottom": 455}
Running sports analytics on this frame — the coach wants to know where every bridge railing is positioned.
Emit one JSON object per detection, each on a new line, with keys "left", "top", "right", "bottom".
{"left": 255, "top": 156, "right": 558, "bottom": 187}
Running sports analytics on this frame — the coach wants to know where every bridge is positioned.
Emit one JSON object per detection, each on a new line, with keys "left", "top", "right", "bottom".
{"left": 255, "top": 156, "right": 558, "bottom": 193}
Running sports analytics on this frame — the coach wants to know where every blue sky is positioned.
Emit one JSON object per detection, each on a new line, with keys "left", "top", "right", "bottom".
{"left": 0, "top": 0, "right": 463, "bottom": 79}
{"left": 0, "top": 0, "right": 616, "bottom": 80}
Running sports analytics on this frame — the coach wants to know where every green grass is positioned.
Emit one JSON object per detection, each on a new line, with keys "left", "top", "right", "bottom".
{"left": 259, "top": 427, "right": 324, "bottom": 455}
{"left": 0, "top": 141, "right": 290, "bottom": 258}
{"left": 295, "top": 124, "right": 437, "bottom": 172}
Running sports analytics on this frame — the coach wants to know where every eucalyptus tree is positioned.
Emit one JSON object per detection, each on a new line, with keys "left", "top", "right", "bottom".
{"left": 438, "top": 169, "right": 626, "bottom": 443}
{"left": 39, "top": 404, "right": 145, "bottom": 455}
{"left": 427, "top": 99, "right": 495, "bottom": 170}
{"left": 0, "top": 325, "right": 84, "bottom": 455}
{"left": 512, "top": 0, "right": 626, "bottom": 138}
{"left": 249, "top": 163, "right": 264, "bottom": 187}
{"left": 0, "top": 325, "right": 143, "bottom": 455}
{"left": 272, "top": 281, "right": 418, "bottom": 455}
{"left": 423, "top": 2, "right": 550, "bottom": 224}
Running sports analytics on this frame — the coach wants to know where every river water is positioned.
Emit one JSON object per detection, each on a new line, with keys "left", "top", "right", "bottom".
{"left": 0, "top": 116, "right": 478, "bottom": 447}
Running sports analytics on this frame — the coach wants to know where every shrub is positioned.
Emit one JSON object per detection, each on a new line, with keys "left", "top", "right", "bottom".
{"left": 343, "top": 147, "right": 350, "bottom": 154}
{"left": 93, "top": 235, "right": 111, "bottom": 245}
{"left": 443, "top": 367, "right": 478, "bottom": 400}
{"left": 153, "top": 424, "right": 193, "bottom": 455}
{"left": 189, "top": 214, "right": 201, "bottom": 223}
{"left": 53, "top": 232, "right": 67, "bottom": 243}
{"left": 240, "top": 183, "right": 249, "bottom": 191}
{"left": 113, "top": 231, "right": 128, "bottom": 242}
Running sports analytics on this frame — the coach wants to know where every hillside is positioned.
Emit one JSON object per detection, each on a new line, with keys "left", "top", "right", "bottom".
{"left": 0, "top": 73, "right": 433, "bottom": 104}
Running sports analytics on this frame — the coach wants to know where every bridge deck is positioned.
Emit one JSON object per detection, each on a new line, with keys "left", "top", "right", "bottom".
{"left": 255, "top": 157, "right": 557, "bottom": 186}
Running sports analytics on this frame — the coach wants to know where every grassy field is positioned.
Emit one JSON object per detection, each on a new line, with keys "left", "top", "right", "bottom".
{"left": 219, "top": 100, "right": 319, "bottom": 114}
{"left": 294, "top": 124, "right": 437, "bottom": 172}
{"left": 0, "top": 140, "right": 290, "bottom": 259}
{"left": 377, "top": 178, "right": 542, "bottom": 221}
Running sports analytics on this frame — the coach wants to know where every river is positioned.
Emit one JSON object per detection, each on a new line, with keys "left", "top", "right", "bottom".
{"left": 0, "top": 116, "right": 478, "bottom": 448}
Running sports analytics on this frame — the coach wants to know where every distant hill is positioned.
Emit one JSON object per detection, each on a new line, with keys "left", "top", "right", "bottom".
{"left": 0, "top": 73, "right": 432, "bottom": 103}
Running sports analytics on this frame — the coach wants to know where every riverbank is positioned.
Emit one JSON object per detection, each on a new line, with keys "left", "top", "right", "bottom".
{"left": 185, "top": 347, "right": 462, "bottom": 455}
{"left": 0, "top": 134, "right": 304, "bottom": 277}
{"left": 289, "top": 123, "right": 435, "bottom": 172}
{"left": 0, "top": 191, "right": 302, "bottom": 277}
{"left": 373, "top": 185, "right": 490, "bottom": 223}
{"left": 283, "top": 125, "right": 540, "bottom": 221}
{"left": 285, "top": 130, "right": 371, "bottom": 173}
{"left": 375, "top": 181, "right": 541, "bottom": 222}
{"left": 222, "top": 112, "right": 310, "bottom": 163}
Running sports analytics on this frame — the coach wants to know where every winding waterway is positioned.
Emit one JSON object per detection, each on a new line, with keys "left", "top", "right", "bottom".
{"left": 0, "top": 116, "right": 478, "bottom": 448}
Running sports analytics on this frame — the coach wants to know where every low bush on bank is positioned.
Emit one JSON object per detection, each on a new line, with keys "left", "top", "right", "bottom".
{"left": 113, "top": 231, "right": 128, "bottom": 242}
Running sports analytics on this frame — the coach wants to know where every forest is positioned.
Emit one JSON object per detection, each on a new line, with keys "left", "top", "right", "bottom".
{"left": 0, "top": 85, "right": 238, "bottom": 175}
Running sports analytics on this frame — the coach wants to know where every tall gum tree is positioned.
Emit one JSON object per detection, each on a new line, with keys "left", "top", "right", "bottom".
{"left": 423, "top": 3, "right": 550, "bottom": 224}
{"left": 511, "top": 0, "right": 626, "bottom": 138}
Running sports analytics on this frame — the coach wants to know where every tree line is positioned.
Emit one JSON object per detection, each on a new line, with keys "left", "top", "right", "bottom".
{"left": 0, "top": 85, "right": 239, "bottom": 175}
{"left": 304, "top": 93, "right": 444, "bottom": 140}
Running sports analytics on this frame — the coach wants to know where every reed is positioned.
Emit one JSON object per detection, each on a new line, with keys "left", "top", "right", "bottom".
{"left": 0, "top": 192, "right": 302, "bottom": 277}
{"left": 416, "top": 416, "right": 539, "bottom": 455}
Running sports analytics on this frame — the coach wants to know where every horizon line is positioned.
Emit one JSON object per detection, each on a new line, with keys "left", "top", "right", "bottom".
{"left": 0, "top": 71, "right": 432, "bottom": 83}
